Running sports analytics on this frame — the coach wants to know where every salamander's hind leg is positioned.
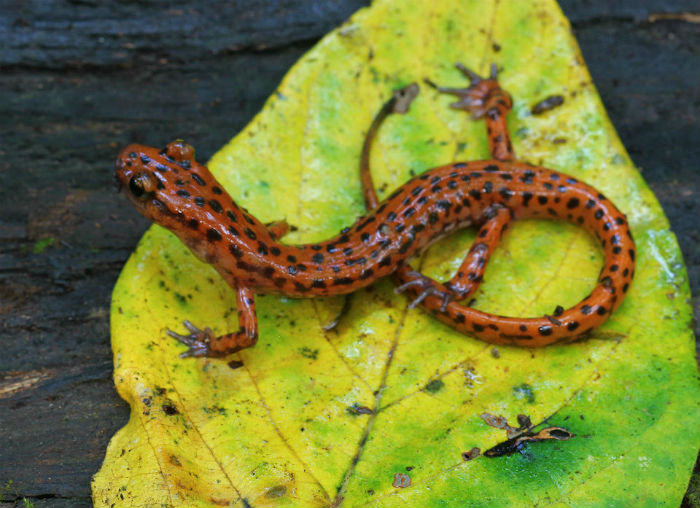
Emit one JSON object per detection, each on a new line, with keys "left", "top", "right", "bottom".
{"left": 395, "top": 205, "right": 511, "bottom": 311}
{"left": 427, "top": 62, "right": 514, "bottom": 161}
{"left": 444, "top": 205, "right": 511, "bottom": 301}
{"left": 167, "top": 286, "right": 258, "bottom": 358}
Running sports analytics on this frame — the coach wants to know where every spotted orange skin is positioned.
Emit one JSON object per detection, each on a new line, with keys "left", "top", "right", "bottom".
{"left": 114, "top": 70, "right": 635, "bottom": 356}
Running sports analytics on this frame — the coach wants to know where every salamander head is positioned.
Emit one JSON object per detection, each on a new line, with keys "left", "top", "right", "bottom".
{"left": 114, "top": 140, "right": 207, "bottom": 224}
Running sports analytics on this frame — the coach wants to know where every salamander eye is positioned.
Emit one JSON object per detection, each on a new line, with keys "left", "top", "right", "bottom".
{"left": 128, "top": 173, "right": 154, "bottom": 198}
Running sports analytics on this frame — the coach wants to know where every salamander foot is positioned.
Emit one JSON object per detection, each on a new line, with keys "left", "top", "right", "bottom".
{"left": 395, "top": 271, "right": 454, "bottom": 312}
{"left": 425, "top": 62, "right": 512, "bottom": 119}
{"left": 167, "top": 320, "right": 220, "bottom": 358}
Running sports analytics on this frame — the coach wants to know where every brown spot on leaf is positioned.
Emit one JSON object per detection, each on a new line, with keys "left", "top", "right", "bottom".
{"left": 392, "top": 473, "right": 411, "bottom": 488}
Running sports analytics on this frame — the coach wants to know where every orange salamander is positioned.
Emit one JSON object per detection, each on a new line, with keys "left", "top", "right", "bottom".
{"left": 114, "top": 62, "right": 635, "bottom": 358}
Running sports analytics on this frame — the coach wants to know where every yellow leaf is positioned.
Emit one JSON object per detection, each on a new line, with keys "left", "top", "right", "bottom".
{"left": 93, "top": 0, "right": 700, "bottom": 506}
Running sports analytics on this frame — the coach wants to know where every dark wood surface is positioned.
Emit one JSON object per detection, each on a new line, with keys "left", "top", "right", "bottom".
{"left": 1, "top": 1, "right": 698, "bottom": 506}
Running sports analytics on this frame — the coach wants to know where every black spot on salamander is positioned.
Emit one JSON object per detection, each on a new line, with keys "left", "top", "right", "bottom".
{"left": 567, "top": 321, "right": 579, "bottom": 331}
{"left": 447, "top": 180, "right": 458, "bottom": 189}
{"left": 581, "top": 304, "right": 592, "bottom": 315}
{"left": 537, "top": 196, "right": 547, "bottom": 205}
{"left": 597, "top": 306, "right": 608, "bottom": 315}
{"left": 209, "top": 199, "right": 223, "bottom": 213}
{"left": 484, "top": 164, "right": 499, "bottom": 172}
{"left": 270, "top": 246, "right": 281, "bottom": 256}
{"left": 244, "top": 228, "right": 257, "bottom": 240}
{"left": 566, "top": 198, "right": 579, "bottom": 209}
{"left": 482, "top": 181, "right": 493, "bottom": 193}
{"left": 194, "top": 196, "right": 205, "bottom": 207}
{"left": 585, "top": 199, "right": 596, "bottom": 209}
{"left": 387, "top": 211, "right": 397, "bottom": 221}
{"left": 228, "top": 225, "right": 239, "bottom": 236}
{"left": 398, "top": 240, "right": 413, "bottom": 254}
{"left": 437, "top": 200, "right": 451, "bottom": 212}
{"left": 378, "top": 256, "right": 392, "bottom": 267}
{"left": 211, "top": 186, "right": 222, "bottom": 194}
{"left": 461, "top": 174, "right": 471, "bottom": 182}
{"left": 521, "top": 170, "right": 536, "bottom": 184}
{"left": 356, "top": 217, "right": 375, "bottom": 232}
{"left": 538, "top": 325, "right": 553, "bottom": 336}
{"left": 519, "top": 324, "right": 527, "bottom": 332}
{"left": 594, "top": 209, "right": 604, "bottom": 220}
{"left": 473, "top": 323, "right": 485, "bottom": 332}
{"left": 543, "top": 182, "right": 554, "bottom": 190}
{"left": 359, "top": 268, "right": 374, "bottom": 280}
{"left": 431, "top": 185, "right": 441, "bottom": 193}
{"left": 499, "top": 187, "right": 514, "bottom": 200}
{"left": 469, "top": 189, "right": 481, "bottom": 200}
{"left": 191, "top": 173, "right": 206, "bottom": 186}
{"left": 628, "top": 248, "right": 635, "bottom": 261}
{"left": 522, "top": 191, "right": 533, "bottom": 207}
{"left": 603, "top": 222, "right": 611, "bottom": 231}
{"left": 333, "top": 277, "right": 354, "bottom": 286}
{"left": 430, "top": 175, "right": 441, "bottom": 184}
{"left": 287, "top": 254, "right": 297, "bottom": 263}
{"left": 471, "top": 171, "right": 482, "bottom": 178}
{"left": 187, "top": 218, "right": 198, "bottom": 229}
{"left": 411, "top": 186, "right": 424, "bottom": 196}
{"left": 428, "top": 212, "right": 439, "bottom": 225}
{"left": 566, "top": 177, "right": 578, "bottom": 184}
{"left": 229, "top": 244, "right": 243, "bottom": 258}
{"left": 294, "top": 281, "right": 309, "bottom": 292}
{"left": 288, "top": 265, "right": 298, "bottom": 275}
{"left": 312, "top": 279, "right": 326, "bottom": 288}
{"left": 612, "top": 246, "right": 622, "bottom": 254}
{"left": 403, "top": 207, "right": 416, "bottom": 218}
{"left": 395, "top": 224, "right": 405, "bottom": 233}
{"left": 262, "top": 266, "right": 274, "bottom": 278}
{"left": 273, "top": 277, "right": 286, "bottom": 288}
{"left": 343, "top": 247, "right": 353, "bottom": 256}
{"left": 361, "top": 232, "right": 371, "bottom": 243}
{"left": 258, "top": 242, "right": 268, "bottom": 255}
{"left": 312, "top": 253, "right": 324, "bottom": 264}
{"left": 610, "top": 234, "right": 620, "bottom": 245}
{"left": 226, "top": 210, "right": 238, "bottom": 222}
{"left": 557, "top": 185, "right": 567, "bottom": 193}
{"left": 177, "top": 190, "right": 190, "bottom": 198}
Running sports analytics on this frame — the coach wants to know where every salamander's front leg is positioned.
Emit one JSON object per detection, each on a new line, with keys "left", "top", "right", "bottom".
{"left": 167, "top": 286, "right": 258, "bottom": 358}
{"left": 427, "top": 63, "right": 514, "bottom": 161}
